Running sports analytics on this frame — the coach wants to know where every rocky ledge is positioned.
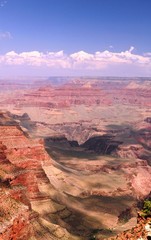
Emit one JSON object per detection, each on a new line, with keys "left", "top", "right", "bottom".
{"left": 0, "top": 116, "right": 80, "bottom": 240}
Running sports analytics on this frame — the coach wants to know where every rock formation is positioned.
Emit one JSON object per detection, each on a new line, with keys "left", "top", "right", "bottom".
{"left": 0, "top": 114, "right": 80, "bottom": 240}
{"left": 0, "top": 77, "right": 150, "bottom": 239}
{"left": 108, "top": 213, "right": 151, "bottom": 240}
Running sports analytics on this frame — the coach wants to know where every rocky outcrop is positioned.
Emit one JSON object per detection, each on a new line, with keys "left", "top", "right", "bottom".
{"left": 0, "top": 119, "right": 80, "bottom": 240}
{"left": 108, "top": 213, "right": 151, "bottom": 240}
{"left": 115, "top": 144, "right": 144, "bottom": 159}
{"left": 0, "top": 190, "right": 32, "bottom": 240}
{"left": 0, "top": 141, "right": 32, "bottom": 240}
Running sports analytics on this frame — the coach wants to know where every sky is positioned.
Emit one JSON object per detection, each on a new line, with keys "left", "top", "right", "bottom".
{"left": 0, "top": 0, "right": 151, "bottom": 77}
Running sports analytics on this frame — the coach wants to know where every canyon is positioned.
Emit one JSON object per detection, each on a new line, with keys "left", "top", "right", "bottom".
{"left": 0, "top": 77, "right": 151, "bottom": 239}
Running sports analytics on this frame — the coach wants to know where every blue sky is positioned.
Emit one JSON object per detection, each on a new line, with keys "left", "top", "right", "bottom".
{"left": 0, "top": 0, "right": 151, "bottom": 77}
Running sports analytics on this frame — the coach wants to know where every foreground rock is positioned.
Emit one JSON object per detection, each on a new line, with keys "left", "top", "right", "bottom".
{"left": 108, "top": 213, "right": 151, "bottom": 240}
{"left": 0, "top": 117, "right": 80, "bottom": 240}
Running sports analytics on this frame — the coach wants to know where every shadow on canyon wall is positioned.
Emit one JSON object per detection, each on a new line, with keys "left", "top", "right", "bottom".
{"left": 43, "top": 124, "right": 146, "bottom": 238}
{"left": 103, "top": 123, "right": 151, "bottom": 166}
{"left": 44, "top": 123, "right": 150, "bottom": 155}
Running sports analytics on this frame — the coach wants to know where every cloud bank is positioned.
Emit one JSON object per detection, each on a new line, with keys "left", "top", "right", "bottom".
{"left": 0, "top": 47, "right": 151, "bottom": 76}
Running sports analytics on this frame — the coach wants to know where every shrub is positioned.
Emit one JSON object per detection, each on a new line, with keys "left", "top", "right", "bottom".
{"left": 142, "top": 199, "right": 151, "bottom": 217}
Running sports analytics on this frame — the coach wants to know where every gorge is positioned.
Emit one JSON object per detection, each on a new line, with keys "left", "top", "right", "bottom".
{"left": 0, "top": 77, "right": 151, "bottom": 240}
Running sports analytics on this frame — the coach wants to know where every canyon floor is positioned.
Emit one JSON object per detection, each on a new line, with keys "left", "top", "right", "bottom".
{"left": 0, "top": 77, "right": 151, "bottom": 240}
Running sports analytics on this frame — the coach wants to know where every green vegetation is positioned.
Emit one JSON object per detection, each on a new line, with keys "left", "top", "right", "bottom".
{"left": 142, "top": 199, "right": 151, "bottom": 217}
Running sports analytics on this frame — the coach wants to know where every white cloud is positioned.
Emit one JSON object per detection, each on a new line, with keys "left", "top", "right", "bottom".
{"left": 0, "top": 48, "right": 151, "bottom": 74}
{"left": 129, "top": 46, "right": 135, "bottom": 53}
{"left": 70, "top": 51, "right": 94, "bottom": 61}
{"left": 0, "top": 31, "right": 12, "bottom": 39}
{"left": 0, "top": 50, "right": 70, "bottom": 68}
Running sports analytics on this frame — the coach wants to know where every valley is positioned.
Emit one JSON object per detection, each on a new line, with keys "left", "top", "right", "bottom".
{"left": 0, "top": 77, "right": 151, "bottom": 239}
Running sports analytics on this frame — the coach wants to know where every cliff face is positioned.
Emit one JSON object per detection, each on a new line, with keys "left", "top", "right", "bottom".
{"left": 0, "top": 120, "right": 79, "bottom": 240}
{"left": 0, "top": 197, "right": 31, "bottom": 240}
{"left": 1, "top": 79, "right": 151, "bottom": 109}
{"left": 0, "top": 125, "right": 51, "bottom": 202}
{"left": 0, "top": 142, "right": 32, "bottom": 240}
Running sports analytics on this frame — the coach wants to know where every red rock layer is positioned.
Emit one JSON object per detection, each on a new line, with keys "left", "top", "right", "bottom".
{"left": 1, "top": 81, "right": 151, "bottom": 108}
{"left": 0, "top": 125, "right": 53, "bottom": 239}
{"left": 0, "top": 142, "right": 33, "bottom": 240}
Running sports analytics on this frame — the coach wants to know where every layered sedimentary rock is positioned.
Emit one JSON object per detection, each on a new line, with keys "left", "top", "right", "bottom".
{"left": 1, "top": 79, "right": 151, "bottom": 110}
{"left": 0, "top": 115, "right": 79, "bottom": 240}
{"left": 0, "top": 78, "right": 150, "bottom": 239}
{"left": 0, "top": 141, "right": 32, "bottom": 240}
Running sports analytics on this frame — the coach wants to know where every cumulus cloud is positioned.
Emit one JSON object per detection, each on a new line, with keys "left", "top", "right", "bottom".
{"left": 0, "top": 50, "right": 70, "bottom": 68}
{"left": 0, "top": 31, "right": 12, "bottom": 39}
{"left": 0, "top": 48, "right": 151, "bottom": 73}
{"left": 70, "top": 51, "right": 94, "bottom": 61}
